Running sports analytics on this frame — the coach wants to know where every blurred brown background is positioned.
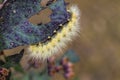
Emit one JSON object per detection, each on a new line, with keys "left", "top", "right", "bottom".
{"left": 4, "top": 0, "right": 120, "bottom": 80}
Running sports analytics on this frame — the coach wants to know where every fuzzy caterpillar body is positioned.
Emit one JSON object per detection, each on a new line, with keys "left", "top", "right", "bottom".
{"left": 27, "top": 5, "right": 80, "bottom": 60}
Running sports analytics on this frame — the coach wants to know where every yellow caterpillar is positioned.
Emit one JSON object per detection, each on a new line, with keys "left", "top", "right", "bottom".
{"left": 27, "top": 6, "right": 80, "bottom": 60}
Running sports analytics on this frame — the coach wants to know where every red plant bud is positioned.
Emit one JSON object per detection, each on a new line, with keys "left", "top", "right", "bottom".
{"left": 66, "top": 68, "right": 73, "bottom": 73}
{"left": 47, "top": 56, "right": 55, "bottom": 63}
{"left": 55, "top": 66, "right": 63, "bottom": 72}
{"left": 64, "top": 72, "right": 75, "bottom": 79}
{"left": 67, "top": 62, "right": 73, "bottom": 68}
{"left": 0, "top": 76, "right": 6, "bottom": 80}
{"left": 0, "top": 68, "right": 9, "bottom": 76}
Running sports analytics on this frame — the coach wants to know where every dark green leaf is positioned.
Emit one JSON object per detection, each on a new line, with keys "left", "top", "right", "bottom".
{"left": 2, "top": 49, "right": 24, "bottom": 68}
{"left": 0, "top": 60, "right": 4, "bottom": 66}
{"left": 5, "top": 49, "right": 24, "bottom": 63}
{"left": 14, "top": 64, "right": 24, "bottom": 73}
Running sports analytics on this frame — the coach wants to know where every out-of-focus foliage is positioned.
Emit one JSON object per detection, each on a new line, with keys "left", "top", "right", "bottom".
{"left": 11, "top": 50, "right": 79, "bottom": 80}
{"left": 11, "top": 69, "right": 51, "bottom": 80}
{"left": 0, "top": 0, "right": 3, "bottom": 3}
